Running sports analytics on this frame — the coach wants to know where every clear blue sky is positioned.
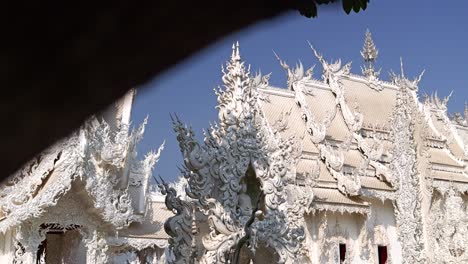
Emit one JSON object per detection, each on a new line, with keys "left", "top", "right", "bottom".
{"left": 131, "top": 0, "right": 468, "bottom": 182}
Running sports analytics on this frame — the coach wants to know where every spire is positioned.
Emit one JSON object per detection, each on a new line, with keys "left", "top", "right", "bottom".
{"left": 231, "top": 41, "right": 241, "bottom": 62}
{"left": 360, "top": 29, "right": 380, "bottom": 78}
{"left": 361, "top": 29, "right": 378, "bottom": 63}
{"left": 464, "top": 102, "right": 468, "bottom": 124}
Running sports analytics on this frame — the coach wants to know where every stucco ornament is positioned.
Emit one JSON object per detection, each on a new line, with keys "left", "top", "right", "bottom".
{"left": 274, "top": 53, "right": 335, "bottom": 144}
{"left": 389, "top": 66, "right": 427, "bottom": 264}
{"left": 427, "top": 189, "right": 468, "bottom": 263}
{"left": 0, "top": 136, "right": 78, "bottom": 232}
{"left": 360, "top": 29, "right": 383, "bottom": 91}
{"left": 310, "top": 43, "right": 363, "bottom": 133}
{"left": 317, "top": 217, "right": 355, "bottom": 264}
{"left": 82, "top": 118, "right": 162, "bottom": 228}
{"left": 451, "top": 103, "right": 468, "bottom": 126}
{"left": 275, "top": 45, "right": 393, "bottom": 197}
{"left": 160, "top": 43, "right": 310, "bottom": 264}
{"left": 0, "top": 116, "right": 161, "bottom": 232}
{"left": 155, "top": 177, "right": 194, "bottom": 264}
{"left": 319, "top": 139, "right": 362, "bottom": 196}
{"left": 3, "top": 112, "right": 162, "bottom": 264}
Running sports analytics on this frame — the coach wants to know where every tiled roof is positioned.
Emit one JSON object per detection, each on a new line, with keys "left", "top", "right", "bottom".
{"left": 360, "top": 177, "right": 393, "bottom": 191}
{"left": 428, "top": 148, "right": 463, "bottom": 167}
{"left": 261, "top": 76, "right": 468, "bottom": 195}
{"left": 119, "top": 201, "right": 173, "bottom": 239}
{"left": 431, "top": 171, "right": 468, "bottom": 183}
{"left": 261, "top": 92, "right": 318, "bottom": 153}
{"left": 312, "top": 187, "right": 368, "bottom": 207}
{"left": 340, "top": 78, "right": 397, "bottom": 127}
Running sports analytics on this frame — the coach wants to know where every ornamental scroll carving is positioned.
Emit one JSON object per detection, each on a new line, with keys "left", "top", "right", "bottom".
{"left": 274, "top": 53, "right": 336, "bottom": 144}
{"left": 310, "top": 43, "right": 363, "bottom": 133}
{"left": 295, "top": 45, "right": 394, "bottom": 196}
{"left": 0, "top": 136, "right": 81, "bottom": 233}
{"left": 75, "top": 117, "right": 162, "bottom": 228}
{"left": 389, "top": 68, "right": 427, "bottom": 264}
{"left": 317, "top": 217, "right": 355, "bottom": 264}
{"left": 160, "top": 43, "right": 311, "bottom": 264}
{"left": 427, "top": 189, "right": 468, "bottom": 263}
{"left": 1, "top": 116, "right": 161, "bottom": 233}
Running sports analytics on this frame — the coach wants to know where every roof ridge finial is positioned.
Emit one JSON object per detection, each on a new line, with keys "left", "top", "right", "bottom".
{"left": 231, "top": 43, "right": 235, "bottom": 59}
{"left": 361, "top": 29, "right": 378, "bottom": 62}
{"left": 361, "top": 29, "right": 380, "bottom": 78}
{"left": 231, "top": 41, "right": 241, "bottom": 62}
{"left": 400, "top": 57, "right": 405, "bottom": 78}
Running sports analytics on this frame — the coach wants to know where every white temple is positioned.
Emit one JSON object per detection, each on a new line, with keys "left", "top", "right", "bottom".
{"left": 0, "top": 90, "right": 171, "bottom": 263}
{"left": 158, "top": 31, "right": 468, "bottom": 264}
{"left": 1, "top": 30, "right": 468, "bottom": 264}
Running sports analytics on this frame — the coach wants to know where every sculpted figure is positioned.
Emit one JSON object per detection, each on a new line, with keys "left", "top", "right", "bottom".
{"left": 237, "top": 183, "right": 253, "bottom": 220}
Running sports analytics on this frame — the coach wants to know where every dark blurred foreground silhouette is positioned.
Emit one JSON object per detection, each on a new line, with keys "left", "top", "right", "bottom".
{"left": 0, "top": 0, "right": 368, "bottom": 181}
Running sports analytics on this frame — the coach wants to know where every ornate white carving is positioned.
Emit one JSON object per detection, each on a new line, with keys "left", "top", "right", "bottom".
{"left": 109, "top": 237, "right": 169, "bottom": 251}
{"left": 0, "top": 136, "right": 79, "bottom": 233}
{"left": 317, "top": 217, "right": 355, "bottom": 264}
{"left": 274, "top": 52, "right": 335, "bottom": 143}
{"left": 310, "top": 43, "right": 363, "bottom": 133}
{"left": 424, "top": 91, "right": 452, "bottom": 115}
{"left": 160, "top": 43, "right": 311, "bottom": 264}
{"left": 360, "top": 29, "right": 383, "bottom": 91}
{"left": 310, "top": 203, "right": 369, "bottom": 215}
{"left": 427, "top": 189, "right": 468, "bottom": 263}
{"left": 389, "top": 66, "right": 427, "bottom": 263}
{"left": 2, "top": 105, "right": 163, "bottom": 263}
{"left": 319, "top": 139, "right": 362, "bottom": 196}
{"left": 0, "top": 115, "right": 162, "bottom": 235}
{"left": 451, "top": 103, "right": 468, "bottom": 127}
{"left": 82, "top": 117, "right": 162, "bottom": 228}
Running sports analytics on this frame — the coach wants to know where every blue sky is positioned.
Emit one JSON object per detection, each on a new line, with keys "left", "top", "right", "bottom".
{"left": 131, "top": 0, "right": 468, "bottom": 182}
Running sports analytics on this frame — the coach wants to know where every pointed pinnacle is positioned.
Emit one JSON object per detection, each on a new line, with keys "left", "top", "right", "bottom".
{"left": 400, "top": 57, "right": 405, "bottom": 77}
{"left": 272, "top": 50, "right": 280, "bottom": 61}
{"left": 231, "top": 41, "right": 241, "bottom": 61}
{"left": 307, "top": 41, "right": 322, "bottom": 61}
{"left": 361, "top": 29, "right": 378, "bottom": 63}
{"left": 231, "top": 43, "right": 235, "bottom": 59}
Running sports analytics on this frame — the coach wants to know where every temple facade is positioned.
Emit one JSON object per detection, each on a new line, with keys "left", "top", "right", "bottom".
{"left": 0, "top": 91, "right": 172, "bottom": 263}
{"left": 159, "top": 32, "right": 468, "bottom": 264}
{"left": 1, "top": 30, "right": 468, "bottom": 264}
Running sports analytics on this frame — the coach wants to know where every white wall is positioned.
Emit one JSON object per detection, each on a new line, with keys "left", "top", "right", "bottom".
{"left": 303, "top": 200, "right": 401, "bottom": 264}
{"left": 0, "top": 228, "right": 15, "bottom": 263}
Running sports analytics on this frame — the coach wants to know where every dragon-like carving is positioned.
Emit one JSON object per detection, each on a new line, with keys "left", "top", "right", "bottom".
{"left": 81, "top": 117, "right": 162, "bottom": 228}
{"left": 310, "top": 43, "right": 363, "bottom": 133}
{"left": 156, "top": 177, "right": 194, "bottom": 264}
{"left": 274, "top": 52, "right": 336, "bottom": 143}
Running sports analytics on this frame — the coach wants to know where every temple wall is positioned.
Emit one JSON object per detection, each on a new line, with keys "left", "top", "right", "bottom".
{"left": 0, "top": 228, "right": 14, "bottom": 263}
{"left": 303, "top": 199, "right": 401, "bottom": 264}
{"left": 426, "top": 190, "right": 468, "bottom": 262}
{"left": 305, "top": 211, "right": 362, "bottom": 263}
{"left": 364, "top": 199, "right": 401, "bottom": 264}
{"left": 45, "top": 229, "right": 87, "bottom": 263}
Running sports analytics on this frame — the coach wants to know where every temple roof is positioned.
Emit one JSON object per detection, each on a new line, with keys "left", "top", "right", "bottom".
{"left": 260, "top": 80, "right": 396, "bottom": 195}
{"left": 118, "top": 201, "right": 173, "bottom": 240}
{"left": 0, "top": 91, "right": 162, "bottom": 233}
{"left": 258, "top": 43, "right": 468, "bottom": 205}
{"left": 310, "top": 187, "right": 370, "bottom": 215}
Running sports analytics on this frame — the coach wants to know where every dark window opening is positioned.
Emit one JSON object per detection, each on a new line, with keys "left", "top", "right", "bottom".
{"left": 36, "top": 240, "right": 46, "bottom": 264}
{"left": 339, "top": 243, "right": 346, "bottom": 263}
{"left": 378, "top": 245, "right": 388, "bottom": 264}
